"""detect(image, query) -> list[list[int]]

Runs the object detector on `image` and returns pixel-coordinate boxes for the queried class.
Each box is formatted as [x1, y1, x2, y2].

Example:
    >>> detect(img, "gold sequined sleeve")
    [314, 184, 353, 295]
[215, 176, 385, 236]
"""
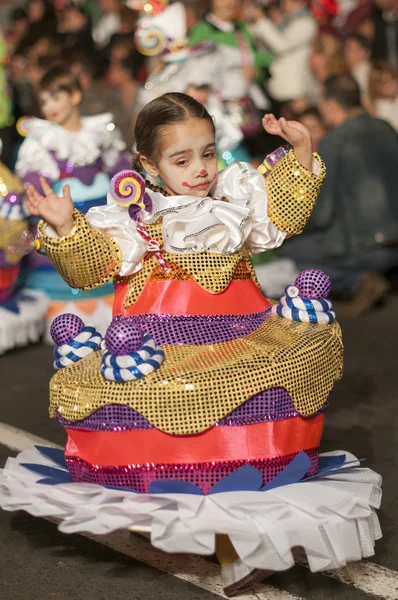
[37, 209, 122, 290]
[266, 149, 326, 235]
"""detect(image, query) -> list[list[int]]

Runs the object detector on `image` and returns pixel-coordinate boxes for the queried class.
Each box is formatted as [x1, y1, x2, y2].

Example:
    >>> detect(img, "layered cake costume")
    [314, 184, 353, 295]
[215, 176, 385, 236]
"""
[0, 160, 48, 354]
[15, 113, 130, 341]
[0, 150, 382, 595]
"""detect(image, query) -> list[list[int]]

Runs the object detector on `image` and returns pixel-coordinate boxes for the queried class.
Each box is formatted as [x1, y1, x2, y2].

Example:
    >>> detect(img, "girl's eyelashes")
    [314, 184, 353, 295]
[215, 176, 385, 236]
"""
[175, 152, 215, 166]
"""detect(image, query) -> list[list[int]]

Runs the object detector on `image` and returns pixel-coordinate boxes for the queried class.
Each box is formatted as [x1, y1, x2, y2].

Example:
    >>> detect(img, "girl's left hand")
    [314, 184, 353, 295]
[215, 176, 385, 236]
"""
[262, 114, 311, 148]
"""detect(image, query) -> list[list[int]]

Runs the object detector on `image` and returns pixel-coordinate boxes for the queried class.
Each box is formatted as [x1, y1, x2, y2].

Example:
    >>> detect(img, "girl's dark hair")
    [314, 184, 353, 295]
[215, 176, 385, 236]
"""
[133, 92, 215, 194]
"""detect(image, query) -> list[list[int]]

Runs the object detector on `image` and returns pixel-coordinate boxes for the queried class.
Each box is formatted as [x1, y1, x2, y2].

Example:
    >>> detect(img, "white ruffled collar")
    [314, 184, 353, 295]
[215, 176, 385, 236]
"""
[132, 177, 253, 254]
[27, 113, 124, 166]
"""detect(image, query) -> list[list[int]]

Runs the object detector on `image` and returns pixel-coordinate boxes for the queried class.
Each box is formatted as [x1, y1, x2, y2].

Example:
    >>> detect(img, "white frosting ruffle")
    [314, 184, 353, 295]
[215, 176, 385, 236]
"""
[15, 114, 127, 180]
[0, 448, 382, 574]
[0, 290, 48, 355]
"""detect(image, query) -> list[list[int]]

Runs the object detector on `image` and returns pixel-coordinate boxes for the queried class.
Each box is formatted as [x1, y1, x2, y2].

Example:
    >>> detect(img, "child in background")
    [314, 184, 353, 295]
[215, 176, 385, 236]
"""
[368, 62, 398, 132]
[15, 62, 130, 341]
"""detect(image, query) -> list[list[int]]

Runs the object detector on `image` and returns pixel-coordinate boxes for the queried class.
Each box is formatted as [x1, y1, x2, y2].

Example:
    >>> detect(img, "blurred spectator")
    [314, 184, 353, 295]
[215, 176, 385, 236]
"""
[188, 0, 274, 156]
[15, 0, 58, 55]
[93, 0, 122, 48]
[57, 4, 95, 59]
[344, 34, 372, 95]
[369, 61, 398, 130]
[0, 32, 14, 168]
[107, 55, 139, 149]
[6, 8, 29, 55]
[372, 0, 398, 69]
[108, 37, 135, 64]
[310, 0, 338, 34]
[245, 0, 317, 104]
[67, 53, 119, 120]
[297, 107, 327, 150]
[101, 5, 144, 80]
[339, 0, 373, 36]
[290, 34, 348, 113]
[280, 74, 398, 316]
[310, 33, 349, 82]
[29, 34, 62, 62]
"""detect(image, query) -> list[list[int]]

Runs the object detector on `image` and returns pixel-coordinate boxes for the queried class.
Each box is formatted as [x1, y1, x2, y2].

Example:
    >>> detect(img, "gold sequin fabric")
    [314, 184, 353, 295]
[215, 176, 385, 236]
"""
[145, 257, 253, 283]
[50, 316, 343, 435]
[38, 210, 122, 291]
[266, 150, 326, 235]
[115, 222, 259, 308]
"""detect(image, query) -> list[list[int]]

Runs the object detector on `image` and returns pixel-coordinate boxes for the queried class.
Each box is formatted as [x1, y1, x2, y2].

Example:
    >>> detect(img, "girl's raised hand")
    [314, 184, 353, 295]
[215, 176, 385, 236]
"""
[262, 114, 311, 148]
[26, 177, 75, 237]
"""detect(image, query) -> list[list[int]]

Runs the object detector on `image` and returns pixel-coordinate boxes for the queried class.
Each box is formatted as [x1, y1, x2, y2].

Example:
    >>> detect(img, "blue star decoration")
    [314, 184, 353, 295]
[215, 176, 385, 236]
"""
[21, 447, 364, 495]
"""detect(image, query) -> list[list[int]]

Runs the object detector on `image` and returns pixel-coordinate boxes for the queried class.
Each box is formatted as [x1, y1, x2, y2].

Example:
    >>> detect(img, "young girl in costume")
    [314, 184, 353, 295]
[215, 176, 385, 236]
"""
[15, 62, 130, 340]
[14, 93, 381, 595]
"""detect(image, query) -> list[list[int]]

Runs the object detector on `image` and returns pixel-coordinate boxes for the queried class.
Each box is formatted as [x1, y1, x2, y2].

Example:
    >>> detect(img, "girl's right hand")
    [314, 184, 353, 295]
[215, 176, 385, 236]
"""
[26, 177, 75, 237]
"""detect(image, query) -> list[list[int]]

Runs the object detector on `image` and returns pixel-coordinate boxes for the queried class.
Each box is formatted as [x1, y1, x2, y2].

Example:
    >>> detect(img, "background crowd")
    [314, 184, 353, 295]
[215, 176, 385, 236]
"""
[0, 0, 397, 317]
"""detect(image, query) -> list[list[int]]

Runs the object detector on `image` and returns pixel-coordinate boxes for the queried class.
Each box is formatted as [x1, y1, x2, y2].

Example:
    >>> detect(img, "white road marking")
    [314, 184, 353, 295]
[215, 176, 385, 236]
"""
[321, 562, 398, 600]
[0, 421, 61, 452]
[1, 425, 398, 600]
[295, 551, 398, 600]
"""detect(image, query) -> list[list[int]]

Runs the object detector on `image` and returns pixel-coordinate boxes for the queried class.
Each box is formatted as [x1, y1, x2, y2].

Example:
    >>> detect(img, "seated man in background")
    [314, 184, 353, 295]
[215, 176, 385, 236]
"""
[279, 74, 398, 317]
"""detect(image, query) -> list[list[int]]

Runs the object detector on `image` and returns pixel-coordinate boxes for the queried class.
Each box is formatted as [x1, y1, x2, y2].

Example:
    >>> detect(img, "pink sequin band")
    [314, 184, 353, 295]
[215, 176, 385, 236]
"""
[65, 447, 320, 494]
[55, 388, 329, 432]
[109, 309, 272, 347]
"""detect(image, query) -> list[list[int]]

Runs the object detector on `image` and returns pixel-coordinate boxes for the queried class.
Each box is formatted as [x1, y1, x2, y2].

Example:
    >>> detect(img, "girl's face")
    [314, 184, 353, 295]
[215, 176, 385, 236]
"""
[39, 89, 81, 125]
[143, 118, 218, 198]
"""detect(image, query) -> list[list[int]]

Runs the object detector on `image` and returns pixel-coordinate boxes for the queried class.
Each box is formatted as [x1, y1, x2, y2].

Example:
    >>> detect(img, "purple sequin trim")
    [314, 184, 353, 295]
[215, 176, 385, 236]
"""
[65, 448, 320, 495]
[56, 388, 329, 431]
[110, 309, 272, 347]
